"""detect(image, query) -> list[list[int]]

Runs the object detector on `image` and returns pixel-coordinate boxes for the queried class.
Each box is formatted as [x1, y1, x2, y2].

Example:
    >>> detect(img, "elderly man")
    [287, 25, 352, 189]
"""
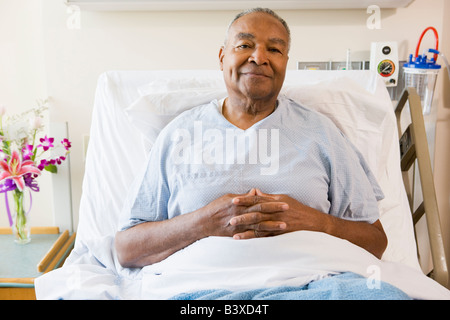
[115, 8, 387, 268]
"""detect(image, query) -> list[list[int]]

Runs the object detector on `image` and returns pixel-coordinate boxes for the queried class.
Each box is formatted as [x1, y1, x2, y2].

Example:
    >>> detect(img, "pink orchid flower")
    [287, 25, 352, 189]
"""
[39, 135, 54, 151]
[0, 150, 41, 191]
[61, 138, 71, 151]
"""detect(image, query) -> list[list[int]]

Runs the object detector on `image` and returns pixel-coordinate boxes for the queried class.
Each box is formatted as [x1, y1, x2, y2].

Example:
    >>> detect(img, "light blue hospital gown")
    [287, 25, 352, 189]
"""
[119, 96, 384, 230]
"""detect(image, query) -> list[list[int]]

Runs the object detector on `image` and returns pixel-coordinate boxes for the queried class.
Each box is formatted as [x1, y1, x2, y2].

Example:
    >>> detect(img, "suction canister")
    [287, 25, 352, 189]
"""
[403, 27, 441, 115]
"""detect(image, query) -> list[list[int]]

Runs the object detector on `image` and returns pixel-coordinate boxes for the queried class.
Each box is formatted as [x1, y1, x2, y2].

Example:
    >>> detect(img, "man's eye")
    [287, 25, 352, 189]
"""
[237, 44, 251, 49]
[269, 48, 282, 54]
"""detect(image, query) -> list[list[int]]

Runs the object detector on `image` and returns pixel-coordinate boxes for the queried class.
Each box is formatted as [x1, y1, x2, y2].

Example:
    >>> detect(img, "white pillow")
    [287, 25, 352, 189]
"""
[281, 77, 388, 179]
[125, 77, 227, 148]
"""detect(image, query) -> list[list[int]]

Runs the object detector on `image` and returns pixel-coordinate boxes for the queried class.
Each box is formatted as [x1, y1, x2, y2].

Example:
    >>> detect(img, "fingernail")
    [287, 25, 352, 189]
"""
[279, 223, 287, 229]
[281, 204, 289, 210]
[233, 235, 241, 240]
[229, 218, 237, 225]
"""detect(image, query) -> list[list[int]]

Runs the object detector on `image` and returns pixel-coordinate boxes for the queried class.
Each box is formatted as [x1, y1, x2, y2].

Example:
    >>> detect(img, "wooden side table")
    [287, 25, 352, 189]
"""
[0, 227, 76, 300]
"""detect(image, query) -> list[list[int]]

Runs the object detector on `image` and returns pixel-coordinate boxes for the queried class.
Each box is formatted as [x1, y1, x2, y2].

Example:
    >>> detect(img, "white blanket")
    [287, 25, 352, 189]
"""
[36, 231, 450, 300]
[140, 231, 450, 300]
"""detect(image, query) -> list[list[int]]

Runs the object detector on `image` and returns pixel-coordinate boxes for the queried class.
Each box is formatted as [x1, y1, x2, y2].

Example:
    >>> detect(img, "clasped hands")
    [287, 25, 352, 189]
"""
[205, 188, 324, 240]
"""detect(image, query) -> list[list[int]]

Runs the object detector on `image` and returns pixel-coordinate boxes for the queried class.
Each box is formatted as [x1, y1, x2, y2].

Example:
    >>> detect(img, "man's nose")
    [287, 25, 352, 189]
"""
[248, 46, 269, 65]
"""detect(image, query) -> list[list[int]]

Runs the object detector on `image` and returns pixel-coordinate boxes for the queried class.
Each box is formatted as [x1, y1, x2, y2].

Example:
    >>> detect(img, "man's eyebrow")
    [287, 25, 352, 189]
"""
[268, 37, 288, 47]
[235, 33, 287, 47]
[235, 32, 255, 41]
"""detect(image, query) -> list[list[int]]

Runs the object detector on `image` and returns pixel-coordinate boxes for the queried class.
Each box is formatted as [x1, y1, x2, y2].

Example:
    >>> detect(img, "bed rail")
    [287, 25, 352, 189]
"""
[395, 87, 449, 289]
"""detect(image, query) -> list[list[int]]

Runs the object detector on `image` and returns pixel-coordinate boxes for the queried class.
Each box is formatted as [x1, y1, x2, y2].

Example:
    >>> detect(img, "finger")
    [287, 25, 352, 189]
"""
[244, 202, 289, 213]
[233, 222, 286, 240]
[229, 212, 277, 226]
[232, 194, 280, 206]
[229, 212, 263, 226]
[257, 220, 287, 232]
[233, 230, 257, 240]
[255, 188, 282, 199]
[254, 188, 265, 196]
[230, 212, 287, 230]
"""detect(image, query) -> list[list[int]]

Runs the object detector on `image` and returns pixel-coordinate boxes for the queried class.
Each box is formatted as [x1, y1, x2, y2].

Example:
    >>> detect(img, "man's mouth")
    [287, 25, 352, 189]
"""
[241, 72, 271, 78]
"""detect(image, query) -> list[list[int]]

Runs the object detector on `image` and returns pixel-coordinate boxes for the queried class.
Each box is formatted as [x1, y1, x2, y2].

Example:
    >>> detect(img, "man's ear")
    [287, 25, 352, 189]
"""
[219, 46, 225, 71]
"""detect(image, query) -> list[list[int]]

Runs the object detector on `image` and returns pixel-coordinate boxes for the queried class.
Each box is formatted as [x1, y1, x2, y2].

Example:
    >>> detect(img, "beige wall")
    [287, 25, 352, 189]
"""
[0, 0, 448, 265]
[0, 0, 51, 227]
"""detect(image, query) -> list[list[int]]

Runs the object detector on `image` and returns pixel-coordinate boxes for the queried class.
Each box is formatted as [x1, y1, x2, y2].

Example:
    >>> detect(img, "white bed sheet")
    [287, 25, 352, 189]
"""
[35, 70, 444, 300]
[140, 231, 450, 300]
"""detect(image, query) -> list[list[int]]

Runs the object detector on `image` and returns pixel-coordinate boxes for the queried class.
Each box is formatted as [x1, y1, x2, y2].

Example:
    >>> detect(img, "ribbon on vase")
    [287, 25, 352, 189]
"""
[0, 180, 34, 227]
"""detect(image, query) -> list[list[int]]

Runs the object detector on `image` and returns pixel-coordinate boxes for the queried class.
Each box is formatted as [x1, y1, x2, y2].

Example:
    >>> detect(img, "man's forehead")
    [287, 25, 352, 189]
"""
[228, 13, 289, 42]
[231, 12, 283, 30]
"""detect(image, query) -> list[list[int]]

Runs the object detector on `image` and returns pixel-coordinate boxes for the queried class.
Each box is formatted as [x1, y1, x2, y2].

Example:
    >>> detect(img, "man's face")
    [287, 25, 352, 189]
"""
[219, 12, 289, 103]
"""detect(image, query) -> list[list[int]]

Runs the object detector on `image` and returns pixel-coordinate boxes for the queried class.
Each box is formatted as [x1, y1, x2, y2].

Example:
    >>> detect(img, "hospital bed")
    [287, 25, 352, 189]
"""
[35, 70, 450, 299]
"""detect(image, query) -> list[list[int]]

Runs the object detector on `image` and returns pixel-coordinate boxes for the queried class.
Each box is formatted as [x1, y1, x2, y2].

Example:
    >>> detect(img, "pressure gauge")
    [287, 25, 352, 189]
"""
[370, 42, 399, 87]
[377, 59, 396, 77]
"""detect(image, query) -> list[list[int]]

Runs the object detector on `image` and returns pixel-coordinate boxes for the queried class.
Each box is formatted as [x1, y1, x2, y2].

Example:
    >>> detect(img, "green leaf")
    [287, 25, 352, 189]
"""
[44, 164, 58, 173]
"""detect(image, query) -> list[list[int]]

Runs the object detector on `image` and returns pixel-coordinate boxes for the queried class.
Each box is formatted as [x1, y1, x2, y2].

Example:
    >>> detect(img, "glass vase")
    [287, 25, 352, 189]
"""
[12, 189, 31, 244]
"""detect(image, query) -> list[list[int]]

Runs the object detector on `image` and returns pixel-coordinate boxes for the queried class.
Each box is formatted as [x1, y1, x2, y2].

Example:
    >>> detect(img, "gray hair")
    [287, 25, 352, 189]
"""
[224, 8, 291, 51]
